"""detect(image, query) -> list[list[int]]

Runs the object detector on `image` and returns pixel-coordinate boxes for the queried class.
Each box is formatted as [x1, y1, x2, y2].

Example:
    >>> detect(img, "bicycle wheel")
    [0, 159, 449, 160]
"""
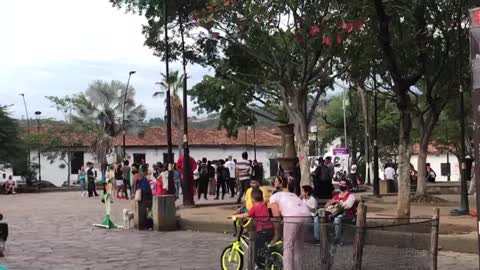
[266, 252, 283, 270]
[221, 245, 244, 270]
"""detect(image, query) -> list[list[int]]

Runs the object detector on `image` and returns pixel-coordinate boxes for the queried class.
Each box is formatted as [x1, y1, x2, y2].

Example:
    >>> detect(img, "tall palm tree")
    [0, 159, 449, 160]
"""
[74, 80, 146, 161]
[154, 71, 184, 157]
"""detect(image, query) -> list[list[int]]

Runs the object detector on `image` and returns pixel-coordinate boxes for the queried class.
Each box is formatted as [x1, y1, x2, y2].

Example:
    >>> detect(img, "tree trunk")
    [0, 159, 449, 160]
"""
[396, 108, 412, 219]
[289, 108, 311, 187]
[416, 143, 428, 196]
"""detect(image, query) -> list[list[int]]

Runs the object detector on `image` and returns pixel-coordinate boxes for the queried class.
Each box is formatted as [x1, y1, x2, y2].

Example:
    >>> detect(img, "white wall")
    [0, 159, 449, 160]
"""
[30, 149, 98, 187]
[25, 146, 279, 187]
[410, 153, 460, 182]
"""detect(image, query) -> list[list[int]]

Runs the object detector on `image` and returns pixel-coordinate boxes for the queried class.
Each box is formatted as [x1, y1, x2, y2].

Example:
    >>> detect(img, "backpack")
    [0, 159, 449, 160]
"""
[137, 177, 152, 196]
[199, 164, 209, 178]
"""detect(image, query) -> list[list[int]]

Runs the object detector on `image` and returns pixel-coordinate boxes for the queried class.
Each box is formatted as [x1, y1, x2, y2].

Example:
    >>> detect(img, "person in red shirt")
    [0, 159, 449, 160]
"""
[176, 155, 197, 203]
[326, 178, 357, 244]
[233, 189, 273, 268]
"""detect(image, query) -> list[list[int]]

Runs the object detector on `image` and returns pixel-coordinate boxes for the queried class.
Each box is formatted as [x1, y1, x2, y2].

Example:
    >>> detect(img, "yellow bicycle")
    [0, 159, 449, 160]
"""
[221, 217, 283, 270]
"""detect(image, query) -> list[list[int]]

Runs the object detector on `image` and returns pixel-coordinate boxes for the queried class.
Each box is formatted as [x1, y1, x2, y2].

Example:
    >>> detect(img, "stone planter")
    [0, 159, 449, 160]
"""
[277, 124, 298, 173]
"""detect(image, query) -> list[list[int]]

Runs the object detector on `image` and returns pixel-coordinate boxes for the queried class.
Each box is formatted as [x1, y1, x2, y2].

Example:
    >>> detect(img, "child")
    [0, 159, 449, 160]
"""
[233, 189, 273, 268]
[302, 185, 319, 242]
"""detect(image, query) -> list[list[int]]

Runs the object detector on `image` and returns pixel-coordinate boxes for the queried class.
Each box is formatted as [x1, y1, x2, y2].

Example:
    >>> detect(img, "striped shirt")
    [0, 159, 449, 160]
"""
[236, 160, 251, 181]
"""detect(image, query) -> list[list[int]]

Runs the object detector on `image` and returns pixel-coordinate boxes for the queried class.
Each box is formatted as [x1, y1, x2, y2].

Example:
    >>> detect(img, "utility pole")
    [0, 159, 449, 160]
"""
[19, 93, 31, 169]
[459, 85, 469, 212]
[179, 9, 193, 206]
[122, 71, 136, 160]
[373, 84, 380, 197]
[446, 122, 450, 181]
[253, 124, 257, 161]
[164, 0, 174, 195]
[35, 111, 42, 189]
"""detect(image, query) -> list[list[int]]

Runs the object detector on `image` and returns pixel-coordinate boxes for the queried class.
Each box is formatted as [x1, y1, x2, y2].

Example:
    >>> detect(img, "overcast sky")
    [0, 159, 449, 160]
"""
[0, 0, 209, 121]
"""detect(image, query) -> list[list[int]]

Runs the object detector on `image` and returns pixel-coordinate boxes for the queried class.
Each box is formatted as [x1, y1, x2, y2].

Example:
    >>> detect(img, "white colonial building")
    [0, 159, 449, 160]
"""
[24, 127, 282, 186]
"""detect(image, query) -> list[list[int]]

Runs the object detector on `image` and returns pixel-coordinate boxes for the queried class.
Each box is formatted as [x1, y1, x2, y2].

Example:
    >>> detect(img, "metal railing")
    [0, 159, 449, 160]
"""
[245, 203, 439, 270]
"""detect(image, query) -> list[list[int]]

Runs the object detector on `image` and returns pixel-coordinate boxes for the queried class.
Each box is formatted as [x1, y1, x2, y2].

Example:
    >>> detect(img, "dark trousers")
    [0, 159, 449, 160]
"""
[216, 178, 227, 199]
[228, 178, 236, 197]
[387, 179, 397, 193]
[255, 229, 274, 267]
[198, 177, 209, 199]
[88, 181, 98, 197]
[123, 179, 132, 198]
[237, 180, 250, 203]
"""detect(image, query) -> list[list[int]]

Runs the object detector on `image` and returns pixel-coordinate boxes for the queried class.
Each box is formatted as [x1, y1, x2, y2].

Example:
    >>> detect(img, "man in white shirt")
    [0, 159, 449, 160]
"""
[384, 163, 396, 193]
[225, 156, 236, 198]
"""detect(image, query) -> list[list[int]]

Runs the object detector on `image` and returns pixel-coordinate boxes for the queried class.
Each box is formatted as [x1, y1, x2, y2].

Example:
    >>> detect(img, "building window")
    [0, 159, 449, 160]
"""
[71, 151, 84, 174]
[133, 153, 146, 165]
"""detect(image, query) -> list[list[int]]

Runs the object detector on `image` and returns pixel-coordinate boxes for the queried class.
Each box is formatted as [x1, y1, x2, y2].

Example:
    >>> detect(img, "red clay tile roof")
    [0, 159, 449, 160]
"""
[113, 128, 282, 147]
[24, 127, 282, 147]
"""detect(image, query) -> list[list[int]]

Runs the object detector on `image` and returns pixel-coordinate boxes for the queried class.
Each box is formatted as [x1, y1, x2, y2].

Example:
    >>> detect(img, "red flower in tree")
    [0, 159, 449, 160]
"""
[323, 36, 333, 46]
[340, 20, 348, 30]
[337, 35, 342, 44]
[309, 25, 320, 37]
[224, 0, 231, 7]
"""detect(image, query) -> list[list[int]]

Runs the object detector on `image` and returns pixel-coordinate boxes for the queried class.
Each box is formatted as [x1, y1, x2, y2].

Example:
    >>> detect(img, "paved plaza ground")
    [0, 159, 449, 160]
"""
[0, 192, 478, 269]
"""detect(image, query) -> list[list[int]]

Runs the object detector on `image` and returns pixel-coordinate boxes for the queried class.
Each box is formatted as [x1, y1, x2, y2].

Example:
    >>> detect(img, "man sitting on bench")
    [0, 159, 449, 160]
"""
[325, 178, 357, 245]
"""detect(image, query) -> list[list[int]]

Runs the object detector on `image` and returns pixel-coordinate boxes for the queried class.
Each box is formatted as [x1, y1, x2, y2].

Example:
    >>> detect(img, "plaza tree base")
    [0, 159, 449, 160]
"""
[93, 214, 122, 229]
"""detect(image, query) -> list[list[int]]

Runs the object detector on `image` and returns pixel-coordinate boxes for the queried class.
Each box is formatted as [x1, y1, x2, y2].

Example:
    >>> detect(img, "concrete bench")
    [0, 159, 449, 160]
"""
[152, 195, 176, 231]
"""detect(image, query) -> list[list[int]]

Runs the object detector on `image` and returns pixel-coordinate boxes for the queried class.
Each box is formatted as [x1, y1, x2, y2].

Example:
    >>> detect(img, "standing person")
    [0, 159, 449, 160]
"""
[426, 163, 437, 183]
[269, 182, 311, 270]
[225, 156, 236, 197]
[208, 161, 216, 196]
[122, 160, 132, 199]
[214, 160, 229, 200]
[349, 164, 360, 192]
[324, 156, 335, 180]
[236, 152, 252, 204]
[252, 160, 263, 182]
[313, 158, 334, 199]
[302, 185, 319, 242]
[78, 166, 87, 197]
[384, 163, 396, 193]
[197, 158, 210, 200]
[114, 163, 123, 198]
[176, 154, 198, 202]
[87, 162, 99, 197]
[193, 160, 201, 196]
[174, 164, 182, 199]
[5, 175, 16, 194]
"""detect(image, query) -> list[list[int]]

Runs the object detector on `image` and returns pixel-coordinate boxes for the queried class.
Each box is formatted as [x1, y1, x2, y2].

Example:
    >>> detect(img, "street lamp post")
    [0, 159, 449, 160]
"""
[122, 71, 136, 160]
[35, 111, 42, 184]
[253, 124, 257, 161]
[164, 0, 174, 195]
[19, 93, 31, 169]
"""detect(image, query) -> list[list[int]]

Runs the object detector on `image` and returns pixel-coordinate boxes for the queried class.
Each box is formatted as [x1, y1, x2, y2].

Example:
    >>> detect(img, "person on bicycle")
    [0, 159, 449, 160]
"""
[233, 178, 271, 234]
[233, 189, 273, 268]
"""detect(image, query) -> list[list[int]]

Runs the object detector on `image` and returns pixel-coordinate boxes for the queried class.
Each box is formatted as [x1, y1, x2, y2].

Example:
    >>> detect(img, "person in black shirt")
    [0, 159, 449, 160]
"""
[86, 162, 99, 197]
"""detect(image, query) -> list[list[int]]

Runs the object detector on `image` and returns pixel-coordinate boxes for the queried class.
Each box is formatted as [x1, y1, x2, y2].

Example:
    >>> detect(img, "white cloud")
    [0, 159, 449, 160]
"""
[0, 0, 210, 120]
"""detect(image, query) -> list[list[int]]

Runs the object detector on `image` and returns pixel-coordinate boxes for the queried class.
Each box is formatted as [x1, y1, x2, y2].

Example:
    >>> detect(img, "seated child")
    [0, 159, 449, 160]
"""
[233, 189, 273, 268]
